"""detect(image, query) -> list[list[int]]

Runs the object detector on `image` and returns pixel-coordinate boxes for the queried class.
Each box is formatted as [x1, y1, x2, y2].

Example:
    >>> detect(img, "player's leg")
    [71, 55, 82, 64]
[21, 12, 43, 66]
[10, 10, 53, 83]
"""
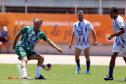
[20, 57, 29, 79]
[84, 48, 90, 74]
[123, 57, 126, 63]
[15, 47, 31, 79]
[75, 47, 81, 74]
[104, 52, 118, 80]
[28, 53, 45, 79]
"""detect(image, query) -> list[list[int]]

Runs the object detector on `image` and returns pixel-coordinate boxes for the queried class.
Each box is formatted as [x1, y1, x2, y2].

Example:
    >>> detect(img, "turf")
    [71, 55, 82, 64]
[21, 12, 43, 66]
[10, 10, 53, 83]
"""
[0, 64, 126, 84]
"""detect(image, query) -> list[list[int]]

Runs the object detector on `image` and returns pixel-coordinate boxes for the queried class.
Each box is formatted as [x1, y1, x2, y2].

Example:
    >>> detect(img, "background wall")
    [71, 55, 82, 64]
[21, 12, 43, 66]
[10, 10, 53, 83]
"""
[0, 13, 125, 55]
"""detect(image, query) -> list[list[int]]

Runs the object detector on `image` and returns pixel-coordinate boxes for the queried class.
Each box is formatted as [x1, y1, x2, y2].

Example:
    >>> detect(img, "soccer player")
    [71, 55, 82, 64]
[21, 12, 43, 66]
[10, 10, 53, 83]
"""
[104, 7, 126, 80]
[69, 10, 97, 74]
[12, 18, 63, 79]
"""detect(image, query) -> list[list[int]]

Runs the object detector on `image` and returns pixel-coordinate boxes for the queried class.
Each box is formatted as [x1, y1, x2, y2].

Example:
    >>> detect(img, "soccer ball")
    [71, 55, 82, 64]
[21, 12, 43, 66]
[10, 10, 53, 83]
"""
[43, 63, 52, 71]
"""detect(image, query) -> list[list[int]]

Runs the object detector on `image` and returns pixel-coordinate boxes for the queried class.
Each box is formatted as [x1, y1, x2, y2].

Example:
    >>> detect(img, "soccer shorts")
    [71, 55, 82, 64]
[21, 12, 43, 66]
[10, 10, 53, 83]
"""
[15, 46, 36, 60]
[75, 44, 90, 50]
[112, 42, 126, 57]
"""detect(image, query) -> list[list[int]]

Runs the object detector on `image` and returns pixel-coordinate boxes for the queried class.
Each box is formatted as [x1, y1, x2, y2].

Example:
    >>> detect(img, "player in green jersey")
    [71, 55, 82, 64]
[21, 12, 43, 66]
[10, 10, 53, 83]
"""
[12, 18, 63, 80]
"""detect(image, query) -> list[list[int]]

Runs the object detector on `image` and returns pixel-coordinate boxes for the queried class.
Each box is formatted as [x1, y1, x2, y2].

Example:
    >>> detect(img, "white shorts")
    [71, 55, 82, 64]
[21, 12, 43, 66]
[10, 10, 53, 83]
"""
[112, 42, 126, 57]
[75, 44, 90, 50]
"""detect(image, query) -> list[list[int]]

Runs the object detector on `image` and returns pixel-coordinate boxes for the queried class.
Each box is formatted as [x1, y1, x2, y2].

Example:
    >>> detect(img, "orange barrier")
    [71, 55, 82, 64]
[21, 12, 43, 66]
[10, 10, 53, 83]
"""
[0, 13, 125, 44]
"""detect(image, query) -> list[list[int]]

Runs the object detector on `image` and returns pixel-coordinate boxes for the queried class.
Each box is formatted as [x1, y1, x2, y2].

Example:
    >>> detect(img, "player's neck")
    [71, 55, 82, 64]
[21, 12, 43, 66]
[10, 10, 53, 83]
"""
[79, 20, 83, 22]
[34, 27, 39, 32]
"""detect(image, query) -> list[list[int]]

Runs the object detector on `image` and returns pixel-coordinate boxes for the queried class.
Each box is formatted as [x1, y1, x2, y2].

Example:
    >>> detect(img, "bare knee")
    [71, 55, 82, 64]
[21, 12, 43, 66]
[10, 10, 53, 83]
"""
[110, 52, 118, 63]
[75, 55, 80, 60]
[38, 55, 44, 61]
[85, 56, 90, 61]
[21, 59, 28, 68]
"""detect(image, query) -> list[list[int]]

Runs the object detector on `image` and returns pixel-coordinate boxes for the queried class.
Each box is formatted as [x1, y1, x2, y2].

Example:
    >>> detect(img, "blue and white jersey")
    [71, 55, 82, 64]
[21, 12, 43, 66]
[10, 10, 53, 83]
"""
[73, 19, 94, 49]
[113, 15, 126, 49]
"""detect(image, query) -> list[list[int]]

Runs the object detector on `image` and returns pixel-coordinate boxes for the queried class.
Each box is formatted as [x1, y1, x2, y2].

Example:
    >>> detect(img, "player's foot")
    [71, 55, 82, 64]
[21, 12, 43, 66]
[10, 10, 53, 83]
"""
[35, 75, 46, 80]
[86, 70, 90, 74]
[75, 67, 81, 74]
[104, 75, 113, 80]
[22, 76, 33, 80]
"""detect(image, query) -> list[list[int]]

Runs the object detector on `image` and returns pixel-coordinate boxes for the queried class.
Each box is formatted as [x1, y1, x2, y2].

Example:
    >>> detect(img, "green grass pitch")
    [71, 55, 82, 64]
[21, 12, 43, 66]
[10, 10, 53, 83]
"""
[0, 64, 126, 84]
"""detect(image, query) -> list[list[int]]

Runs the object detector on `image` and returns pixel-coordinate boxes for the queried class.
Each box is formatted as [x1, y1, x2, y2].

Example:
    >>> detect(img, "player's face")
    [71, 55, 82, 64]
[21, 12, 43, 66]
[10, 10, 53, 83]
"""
[110, 12, 117, 19]
[77, 13, 83, 21]
[34, 22, 42, 30]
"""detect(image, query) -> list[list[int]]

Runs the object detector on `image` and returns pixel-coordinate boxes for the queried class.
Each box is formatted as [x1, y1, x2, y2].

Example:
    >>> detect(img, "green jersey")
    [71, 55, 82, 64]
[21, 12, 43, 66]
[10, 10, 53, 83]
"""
[16, 26, 48, 51]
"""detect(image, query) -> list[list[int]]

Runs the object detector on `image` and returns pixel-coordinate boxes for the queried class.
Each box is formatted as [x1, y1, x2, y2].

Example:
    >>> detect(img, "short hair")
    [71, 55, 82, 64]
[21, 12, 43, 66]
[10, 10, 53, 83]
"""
[33, 18, 42, 24]
[110, 7, 118, 13]
[77, 10, 84, 14]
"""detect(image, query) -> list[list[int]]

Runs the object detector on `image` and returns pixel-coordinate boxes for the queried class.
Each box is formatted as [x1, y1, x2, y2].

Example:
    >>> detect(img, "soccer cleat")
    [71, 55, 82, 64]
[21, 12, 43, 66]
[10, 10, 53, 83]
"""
[75, 67, 81, 74]
[35, 75, 46, 80]
[86, 70, 90, 74]
[104, 75, 113, 80]
[22, 76, 33, 80]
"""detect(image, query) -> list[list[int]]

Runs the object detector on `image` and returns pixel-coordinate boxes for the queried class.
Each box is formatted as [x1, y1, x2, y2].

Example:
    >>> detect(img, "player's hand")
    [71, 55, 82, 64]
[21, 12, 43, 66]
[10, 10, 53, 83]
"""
[57, 48, 63, 54]
[69, 44, 72, 49]
[108, 35, 113, 40]
[93, 41, 98, 46]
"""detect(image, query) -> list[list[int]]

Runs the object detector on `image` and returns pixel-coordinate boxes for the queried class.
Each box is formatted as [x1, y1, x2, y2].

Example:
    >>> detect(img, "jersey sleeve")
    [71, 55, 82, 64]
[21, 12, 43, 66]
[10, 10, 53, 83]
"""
[40, 32, 48, 41]
[20, 27, 28, 34]
[117, 18, 125, 29]
[87, 22, 94, 31]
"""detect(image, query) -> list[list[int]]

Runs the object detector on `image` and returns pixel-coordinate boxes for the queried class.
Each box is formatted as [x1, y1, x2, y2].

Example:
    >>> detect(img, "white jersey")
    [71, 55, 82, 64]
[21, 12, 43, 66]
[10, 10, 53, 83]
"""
[112, 15, 126, 56]
[73, 19, 94, 49]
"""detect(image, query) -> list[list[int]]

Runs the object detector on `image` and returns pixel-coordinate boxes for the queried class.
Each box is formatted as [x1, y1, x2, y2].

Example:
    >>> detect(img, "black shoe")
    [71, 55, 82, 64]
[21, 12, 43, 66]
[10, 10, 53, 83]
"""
[104, 75, 113, 80]
[35, 75, 46, 80]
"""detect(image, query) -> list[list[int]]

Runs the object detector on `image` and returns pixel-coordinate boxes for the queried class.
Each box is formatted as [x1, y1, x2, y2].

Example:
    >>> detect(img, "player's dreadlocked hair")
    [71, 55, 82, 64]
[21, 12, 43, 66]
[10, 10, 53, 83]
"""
[111, 7, 118, 13]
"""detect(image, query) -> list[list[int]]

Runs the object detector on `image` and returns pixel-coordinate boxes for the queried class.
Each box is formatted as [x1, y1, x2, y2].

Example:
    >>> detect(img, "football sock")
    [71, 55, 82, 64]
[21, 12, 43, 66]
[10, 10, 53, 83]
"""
[22, 67, 28, 77]
[36, 66, 42, 78]
[76, 60, 80, 68]
[86, 61, 90, 71]
[109, 64, 115, 77]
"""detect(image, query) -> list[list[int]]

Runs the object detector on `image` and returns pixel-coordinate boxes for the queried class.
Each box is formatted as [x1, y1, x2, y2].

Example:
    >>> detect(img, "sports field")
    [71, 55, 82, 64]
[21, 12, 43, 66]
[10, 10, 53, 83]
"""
[0, 54, 126, 84]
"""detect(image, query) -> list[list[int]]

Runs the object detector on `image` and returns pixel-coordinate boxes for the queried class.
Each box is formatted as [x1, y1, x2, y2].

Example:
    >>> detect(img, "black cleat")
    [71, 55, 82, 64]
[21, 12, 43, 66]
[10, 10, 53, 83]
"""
[35, 75, 46, 80]
[104, 75, 113, 80]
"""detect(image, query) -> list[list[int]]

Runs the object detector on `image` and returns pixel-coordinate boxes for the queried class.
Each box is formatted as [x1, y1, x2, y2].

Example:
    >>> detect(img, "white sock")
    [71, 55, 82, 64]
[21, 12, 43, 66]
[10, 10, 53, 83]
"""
[22, 67, 28, 77]
[36, 66, 42, 78]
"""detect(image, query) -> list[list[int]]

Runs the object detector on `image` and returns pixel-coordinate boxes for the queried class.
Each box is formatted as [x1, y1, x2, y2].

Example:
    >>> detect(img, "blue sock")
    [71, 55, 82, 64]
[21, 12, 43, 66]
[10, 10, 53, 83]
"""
[76, 60, 80, 69]
[86, 61, 90, 71]
[109, 64, 115, 77]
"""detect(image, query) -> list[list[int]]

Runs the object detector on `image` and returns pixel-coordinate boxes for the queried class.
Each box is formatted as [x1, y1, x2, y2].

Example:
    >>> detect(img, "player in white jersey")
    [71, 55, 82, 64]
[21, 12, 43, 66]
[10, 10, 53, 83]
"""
[69, 10, 97, 74]
[104, 7, 126, 81]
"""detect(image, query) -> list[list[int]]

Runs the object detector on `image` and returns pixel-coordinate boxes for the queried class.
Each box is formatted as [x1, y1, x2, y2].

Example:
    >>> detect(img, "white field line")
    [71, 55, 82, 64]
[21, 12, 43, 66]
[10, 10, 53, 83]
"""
[0, 54, 125, 66]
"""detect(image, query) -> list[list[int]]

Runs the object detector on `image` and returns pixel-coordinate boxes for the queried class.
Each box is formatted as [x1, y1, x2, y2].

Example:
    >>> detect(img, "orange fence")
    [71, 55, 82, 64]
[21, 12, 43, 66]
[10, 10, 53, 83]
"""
[0, 13, 125, 44]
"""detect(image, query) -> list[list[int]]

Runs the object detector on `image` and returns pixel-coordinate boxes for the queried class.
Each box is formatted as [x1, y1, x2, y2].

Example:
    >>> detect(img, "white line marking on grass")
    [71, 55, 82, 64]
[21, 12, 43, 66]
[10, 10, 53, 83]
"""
[16, 63, 29, 84]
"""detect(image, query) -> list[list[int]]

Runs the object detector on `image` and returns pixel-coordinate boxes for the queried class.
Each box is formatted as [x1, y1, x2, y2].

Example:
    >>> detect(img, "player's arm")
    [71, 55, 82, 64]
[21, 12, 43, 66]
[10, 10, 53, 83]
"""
[91, 29, 97, 45]
[46, 38, 63, 53]
[69, 32, 75, 49]
[12, 31, 22, 50]
[108, 28, 125, 40]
